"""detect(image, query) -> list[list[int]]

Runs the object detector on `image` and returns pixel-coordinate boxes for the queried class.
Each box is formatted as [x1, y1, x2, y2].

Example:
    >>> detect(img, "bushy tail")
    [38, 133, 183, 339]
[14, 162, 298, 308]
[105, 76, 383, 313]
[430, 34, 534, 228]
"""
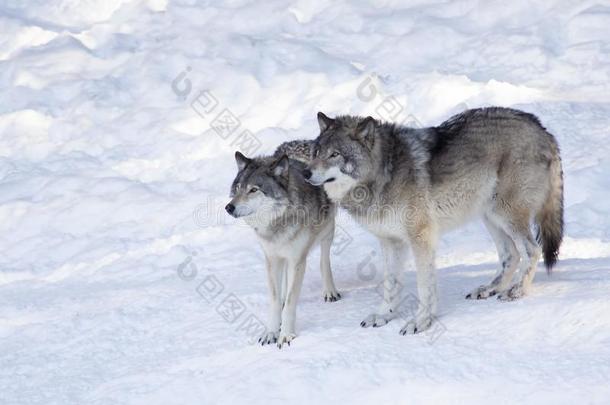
[536, 145, 564, 274]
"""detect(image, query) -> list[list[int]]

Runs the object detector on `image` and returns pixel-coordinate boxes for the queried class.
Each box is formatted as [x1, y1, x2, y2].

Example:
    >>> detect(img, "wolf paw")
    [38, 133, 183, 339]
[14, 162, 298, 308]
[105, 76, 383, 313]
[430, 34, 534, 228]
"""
[466, 285, 499, 300]
[399, 316, 433, 335]
[497, 284, 524, 301]
[323, 289, 341, 302]
[258, 331, 279, 346]
[360, 312, 395, 328]
[277, 332, 296, 349]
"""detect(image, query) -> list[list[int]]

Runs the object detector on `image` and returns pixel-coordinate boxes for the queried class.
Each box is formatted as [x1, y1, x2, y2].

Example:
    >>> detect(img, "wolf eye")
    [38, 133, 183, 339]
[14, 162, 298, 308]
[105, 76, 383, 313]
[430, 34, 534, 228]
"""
[329, 151, 340, 158]
[249, 187, 258, 194]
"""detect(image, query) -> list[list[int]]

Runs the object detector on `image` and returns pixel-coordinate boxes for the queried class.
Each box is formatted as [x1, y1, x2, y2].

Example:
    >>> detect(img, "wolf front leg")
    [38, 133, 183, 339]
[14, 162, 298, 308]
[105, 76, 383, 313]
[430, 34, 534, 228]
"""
[258, 255, 284, 346]
[277, 257, 306, 348]
[360, 238, 407, 328]
[400, 225, 438, 335]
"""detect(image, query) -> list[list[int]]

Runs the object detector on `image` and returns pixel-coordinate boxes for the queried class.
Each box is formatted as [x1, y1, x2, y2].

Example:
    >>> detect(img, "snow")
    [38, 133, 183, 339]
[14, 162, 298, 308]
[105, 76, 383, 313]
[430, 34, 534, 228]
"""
[1, 0, 610, 404]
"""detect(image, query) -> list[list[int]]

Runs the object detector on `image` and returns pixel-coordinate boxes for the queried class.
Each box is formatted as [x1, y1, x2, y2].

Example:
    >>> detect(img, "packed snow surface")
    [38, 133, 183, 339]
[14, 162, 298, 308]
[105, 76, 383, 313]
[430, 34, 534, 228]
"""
[1, 1, 610, 404]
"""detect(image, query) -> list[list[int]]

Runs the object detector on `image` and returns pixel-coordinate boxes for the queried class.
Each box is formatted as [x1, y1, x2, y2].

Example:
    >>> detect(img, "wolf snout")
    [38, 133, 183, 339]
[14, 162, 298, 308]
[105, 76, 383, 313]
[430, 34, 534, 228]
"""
[302, 169, 312, 179]
[225, 203, 236, 216]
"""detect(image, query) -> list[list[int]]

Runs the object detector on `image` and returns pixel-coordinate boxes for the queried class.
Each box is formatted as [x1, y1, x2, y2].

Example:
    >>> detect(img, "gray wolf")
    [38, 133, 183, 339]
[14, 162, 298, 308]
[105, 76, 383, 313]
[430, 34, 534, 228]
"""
[226, 140, 341, 348]
[304, 107, 563, 335]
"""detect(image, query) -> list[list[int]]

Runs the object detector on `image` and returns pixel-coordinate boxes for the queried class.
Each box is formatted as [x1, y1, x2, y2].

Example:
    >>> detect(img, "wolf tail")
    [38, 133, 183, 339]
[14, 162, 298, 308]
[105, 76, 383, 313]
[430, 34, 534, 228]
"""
[536, 141, 564, 274]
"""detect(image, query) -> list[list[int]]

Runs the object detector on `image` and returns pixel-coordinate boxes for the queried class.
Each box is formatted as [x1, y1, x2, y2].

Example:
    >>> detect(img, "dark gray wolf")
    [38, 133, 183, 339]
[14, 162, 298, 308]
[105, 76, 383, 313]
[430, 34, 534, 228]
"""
[304, 107, 563, 335]
[226, 141, 340, 347]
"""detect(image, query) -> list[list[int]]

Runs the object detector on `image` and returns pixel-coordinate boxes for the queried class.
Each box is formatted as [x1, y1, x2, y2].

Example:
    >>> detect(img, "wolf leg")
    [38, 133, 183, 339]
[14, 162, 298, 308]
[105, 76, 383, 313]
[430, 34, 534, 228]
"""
[488, 211, 541, 301]
[259, 255, 284, 345]
[320, 219, 341, 302]
[361, 239, 407, 328]
[400, 227, 438, 335]
[497, 229, 540, 301]
[466, 215, 519, 299]
[277, 258, 306, 348]
[522, 245, 542, 290]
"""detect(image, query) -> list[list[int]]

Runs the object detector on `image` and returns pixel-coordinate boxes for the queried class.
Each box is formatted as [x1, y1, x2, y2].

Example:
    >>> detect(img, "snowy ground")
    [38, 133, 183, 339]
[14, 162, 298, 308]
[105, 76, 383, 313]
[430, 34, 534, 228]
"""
[2, 0, 610, 404]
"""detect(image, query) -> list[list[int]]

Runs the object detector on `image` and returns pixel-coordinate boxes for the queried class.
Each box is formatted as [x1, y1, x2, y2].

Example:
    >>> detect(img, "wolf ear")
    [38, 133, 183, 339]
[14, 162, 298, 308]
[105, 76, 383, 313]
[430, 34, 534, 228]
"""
[271, 154, 290, 177]
[317, 112, 334, 132]
[235, 151, 251, 171]
[355, 116, 376, 148]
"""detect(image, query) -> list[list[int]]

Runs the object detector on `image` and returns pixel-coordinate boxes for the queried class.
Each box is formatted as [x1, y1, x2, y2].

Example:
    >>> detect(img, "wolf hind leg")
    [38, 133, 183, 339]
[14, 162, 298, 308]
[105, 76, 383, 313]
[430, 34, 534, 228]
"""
[487, 209, 541, 301]
[500, 231, 541, 300]
[522, 245, 541, 289]
[466, 215, 519, 300]
[320, 218, 341, 302]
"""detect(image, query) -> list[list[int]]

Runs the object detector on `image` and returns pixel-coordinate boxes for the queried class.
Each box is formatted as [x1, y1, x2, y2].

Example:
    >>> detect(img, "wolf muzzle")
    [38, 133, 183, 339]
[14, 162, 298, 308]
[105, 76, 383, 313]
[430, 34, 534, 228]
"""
[225, 203, 236, 216]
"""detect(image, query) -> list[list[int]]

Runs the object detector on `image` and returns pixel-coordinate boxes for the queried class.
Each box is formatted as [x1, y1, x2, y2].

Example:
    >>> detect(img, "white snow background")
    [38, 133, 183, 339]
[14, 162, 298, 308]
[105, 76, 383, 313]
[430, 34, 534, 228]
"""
[1, 0, 610, 404]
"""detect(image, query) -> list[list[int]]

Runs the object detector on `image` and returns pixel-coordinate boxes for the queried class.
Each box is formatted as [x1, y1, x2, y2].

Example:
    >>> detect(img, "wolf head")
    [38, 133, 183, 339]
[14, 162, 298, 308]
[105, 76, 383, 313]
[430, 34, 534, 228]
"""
[304, 112, 377, 200]
[225, 152, 290, 219]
